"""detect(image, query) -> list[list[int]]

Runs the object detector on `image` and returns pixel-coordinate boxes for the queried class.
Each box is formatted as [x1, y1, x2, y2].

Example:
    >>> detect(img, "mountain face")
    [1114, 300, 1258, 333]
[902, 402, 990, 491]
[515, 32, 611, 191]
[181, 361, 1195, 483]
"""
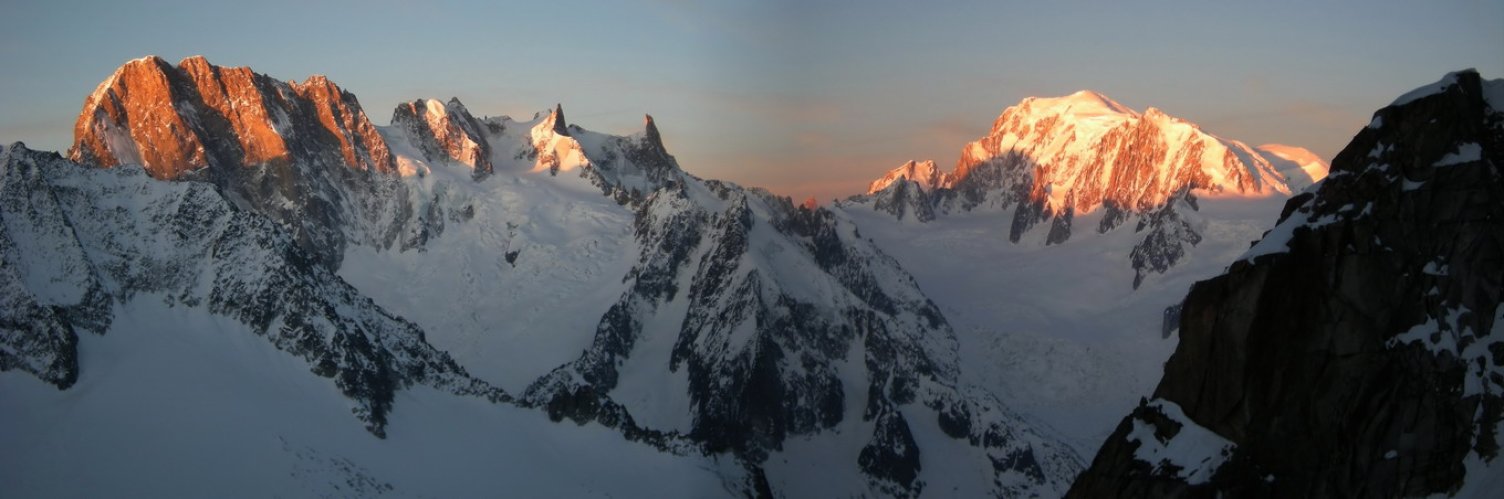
[868, 159, 942, 194]
[846, 91, 1326, 288]
[4, 56, 1084, 497]
[1070, 70, 1504, 497]
[0, 142, 501, 437]
[391, 97, 494, 179]
[69, 55, 411, 269]
[944, 91, 1307, 215]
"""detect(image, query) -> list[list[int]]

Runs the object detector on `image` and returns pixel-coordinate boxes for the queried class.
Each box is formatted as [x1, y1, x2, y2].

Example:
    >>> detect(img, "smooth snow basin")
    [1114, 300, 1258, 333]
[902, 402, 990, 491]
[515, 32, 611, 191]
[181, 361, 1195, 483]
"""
[339, 159, 639, 394]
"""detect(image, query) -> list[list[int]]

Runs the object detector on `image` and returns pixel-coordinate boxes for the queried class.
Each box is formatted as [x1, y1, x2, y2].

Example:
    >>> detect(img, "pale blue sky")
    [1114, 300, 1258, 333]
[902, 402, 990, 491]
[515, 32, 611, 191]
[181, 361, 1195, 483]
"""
[2, 0, 1500, 200]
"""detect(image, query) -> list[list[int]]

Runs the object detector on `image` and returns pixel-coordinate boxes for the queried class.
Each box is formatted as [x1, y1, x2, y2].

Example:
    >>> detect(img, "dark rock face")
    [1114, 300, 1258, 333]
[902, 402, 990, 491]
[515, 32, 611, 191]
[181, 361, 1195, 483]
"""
[1071, 70, 1504, 497]
[550, 103, 570, 136]
[0, 144, 503, 436]
[861, 408, 923, 494]
[870, 178, 936, 222]
[1045, 201, 1074, 246]
[1129, 190, 1204, 289]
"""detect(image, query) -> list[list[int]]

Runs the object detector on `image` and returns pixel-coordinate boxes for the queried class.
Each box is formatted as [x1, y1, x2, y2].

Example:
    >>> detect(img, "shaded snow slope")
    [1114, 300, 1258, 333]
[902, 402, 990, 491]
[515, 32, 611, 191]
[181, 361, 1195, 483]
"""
[836, 194, 1289, 456]
[0, 298, 732, 498]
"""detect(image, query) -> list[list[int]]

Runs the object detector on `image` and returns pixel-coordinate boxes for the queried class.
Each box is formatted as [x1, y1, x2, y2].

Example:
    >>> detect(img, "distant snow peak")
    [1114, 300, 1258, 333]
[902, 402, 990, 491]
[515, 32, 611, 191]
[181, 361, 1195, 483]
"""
[844, 89, 1323, 287]
[866, 159, 941, 194]
[854, 89, 1311, 226]
[391, 97, 493, 178]
[1256, 144, 1330, 188]
[1023, 90, 1134, 120]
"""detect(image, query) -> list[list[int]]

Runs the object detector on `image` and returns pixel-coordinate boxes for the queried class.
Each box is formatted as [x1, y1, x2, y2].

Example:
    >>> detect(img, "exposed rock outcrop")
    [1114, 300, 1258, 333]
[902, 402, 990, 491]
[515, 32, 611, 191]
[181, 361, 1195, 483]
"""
[391, 98, 493, 179]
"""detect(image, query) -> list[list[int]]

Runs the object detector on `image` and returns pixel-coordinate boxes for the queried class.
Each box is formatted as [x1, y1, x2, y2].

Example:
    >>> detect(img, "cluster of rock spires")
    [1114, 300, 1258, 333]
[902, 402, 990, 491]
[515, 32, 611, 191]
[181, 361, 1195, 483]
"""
[1071, 69, 1504, 496]
[3, 55, 1082, 497]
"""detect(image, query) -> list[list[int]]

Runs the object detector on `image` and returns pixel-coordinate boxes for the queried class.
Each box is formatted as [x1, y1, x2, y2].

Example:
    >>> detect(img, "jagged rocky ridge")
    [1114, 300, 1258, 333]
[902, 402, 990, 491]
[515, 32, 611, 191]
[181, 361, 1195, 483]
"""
[0, 142, 502, 436]
[391, 97, 494, 179]
[846, 92, 1326, 288]
[8, 55, 1083, 497]
[70, 55, 417, 269]
[1070, 70, 1504, 497]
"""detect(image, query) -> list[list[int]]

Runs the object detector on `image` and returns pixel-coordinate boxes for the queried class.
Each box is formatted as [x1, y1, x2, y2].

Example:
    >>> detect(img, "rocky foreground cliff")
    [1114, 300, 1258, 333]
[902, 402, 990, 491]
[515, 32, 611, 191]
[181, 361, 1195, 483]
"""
[1070, 70, 1504, 497]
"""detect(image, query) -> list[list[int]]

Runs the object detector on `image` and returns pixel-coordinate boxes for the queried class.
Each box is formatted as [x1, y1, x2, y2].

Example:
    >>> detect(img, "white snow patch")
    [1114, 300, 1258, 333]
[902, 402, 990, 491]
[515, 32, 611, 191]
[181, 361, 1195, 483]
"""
[1126, 399, 1236, 485]
[1452, 410, 1504, 498]
[1388, 309, 1459, 355]
[1391, 72, 1463, 107]
[1435, 143, 1482, 167]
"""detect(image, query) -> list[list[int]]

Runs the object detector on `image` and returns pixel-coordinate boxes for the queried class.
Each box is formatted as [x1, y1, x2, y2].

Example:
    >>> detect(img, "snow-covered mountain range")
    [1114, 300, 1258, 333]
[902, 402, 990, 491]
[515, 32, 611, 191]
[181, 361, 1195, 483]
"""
[10, 54, 1493, 498]
[4, 55, 1083, 497]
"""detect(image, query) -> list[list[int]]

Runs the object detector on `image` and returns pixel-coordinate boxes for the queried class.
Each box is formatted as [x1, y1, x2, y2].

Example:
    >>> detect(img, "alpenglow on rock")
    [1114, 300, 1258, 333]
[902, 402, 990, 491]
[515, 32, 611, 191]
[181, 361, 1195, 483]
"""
[68, 55, 411, 268]
[1070, 70, 1504, 497]
[391, 97, 494, 179]
[854, 91, 1328, 232]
